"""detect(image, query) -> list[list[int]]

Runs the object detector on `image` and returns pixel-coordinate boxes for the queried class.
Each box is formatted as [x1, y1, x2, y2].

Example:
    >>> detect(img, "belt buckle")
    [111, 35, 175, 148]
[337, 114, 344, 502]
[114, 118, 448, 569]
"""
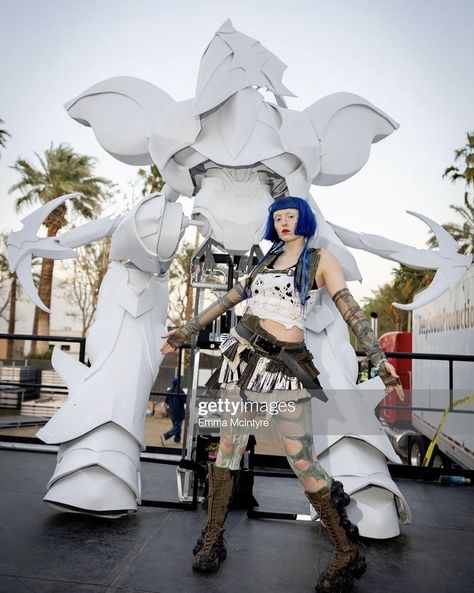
[252, 334, 266, 351]
[253, 334, 270, 354]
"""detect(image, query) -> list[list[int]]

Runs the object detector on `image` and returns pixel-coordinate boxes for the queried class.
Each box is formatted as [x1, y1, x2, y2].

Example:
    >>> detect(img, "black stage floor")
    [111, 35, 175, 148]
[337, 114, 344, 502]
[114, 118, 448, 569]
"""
[0, 448, 473, 593]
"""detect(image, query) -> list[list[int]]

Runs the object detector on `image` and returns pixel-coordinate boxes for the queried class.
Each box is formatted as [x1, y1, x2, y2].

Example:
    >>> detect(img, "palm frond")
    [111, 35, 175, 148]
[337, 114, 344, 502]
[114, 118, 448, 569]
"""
[9, 144, 114, 218]
[0, 118, 11, 151]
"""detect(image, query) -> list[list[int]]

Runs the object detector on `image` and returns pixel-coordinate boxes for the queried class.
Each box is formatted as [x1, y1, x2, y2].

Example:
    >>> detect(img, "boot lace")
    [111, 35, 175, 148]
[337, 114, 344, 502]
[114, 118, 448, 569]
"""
[318, 499, 358, 574]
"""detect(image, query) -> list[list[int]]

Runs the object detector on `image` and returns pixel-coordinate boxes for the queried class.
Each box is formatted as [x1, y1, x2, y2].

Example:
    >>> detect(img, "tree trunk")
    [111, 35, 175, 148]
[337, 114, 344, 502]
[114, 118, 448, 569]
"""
[34, 226, 59, 355]
[185, 282, 194, 321]
[35, 257, 55, 354]
[30, 306, 39, 354]
[6, 276, 17, 359]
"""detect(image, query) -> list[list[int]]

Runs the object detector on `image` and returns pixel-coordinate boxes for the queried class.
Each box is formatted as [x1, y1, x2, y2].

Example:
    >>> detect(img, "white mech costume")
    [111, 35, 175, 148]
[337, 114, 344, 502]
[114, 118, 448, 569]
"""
[8, 20, 471, 535]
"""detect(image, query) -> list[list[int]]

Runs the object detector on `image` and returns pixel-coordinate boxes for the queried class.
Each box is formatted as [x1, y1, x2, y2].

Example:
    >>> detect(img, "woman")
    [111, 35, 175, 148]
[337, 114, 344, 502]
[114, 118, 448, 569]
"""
[161, 197, 401, 593]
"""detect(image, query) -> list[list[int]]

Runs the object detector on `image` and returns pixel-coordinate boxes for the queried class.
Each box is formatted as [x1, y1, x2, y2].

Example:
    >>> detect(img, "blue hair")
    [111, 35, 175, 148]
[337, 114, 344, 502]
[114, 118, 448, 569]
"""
[243, 197, 317, 306]
[263, 196, 317, 242]
[266, 197, 317, 306]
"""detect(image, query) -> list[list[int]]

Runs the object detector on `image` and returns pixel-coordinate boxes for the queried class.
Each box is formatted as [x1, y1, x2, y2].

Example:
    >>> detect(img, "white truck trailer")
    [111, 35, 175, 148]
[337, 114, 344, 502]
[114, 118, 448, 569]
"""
[409, 265, 474, 469]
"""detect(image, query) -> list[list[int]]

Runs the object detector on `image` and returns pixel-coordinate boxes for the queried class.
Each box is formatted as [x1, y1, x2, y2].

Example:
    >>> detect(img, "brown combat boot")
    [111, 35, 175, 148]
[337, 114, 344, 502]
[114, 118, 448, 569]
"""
[192, 464, 236, 573]
[305, 481, 367, 593]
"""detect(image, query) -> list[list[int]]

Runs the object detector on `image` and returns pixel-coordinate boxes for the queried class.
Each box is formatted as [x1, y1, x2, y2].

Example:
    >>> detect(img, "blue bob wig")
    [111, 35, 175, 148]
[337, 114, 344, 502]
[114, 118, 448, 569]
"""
[263, 196, 317, 242]
[242, 197, 318, 306]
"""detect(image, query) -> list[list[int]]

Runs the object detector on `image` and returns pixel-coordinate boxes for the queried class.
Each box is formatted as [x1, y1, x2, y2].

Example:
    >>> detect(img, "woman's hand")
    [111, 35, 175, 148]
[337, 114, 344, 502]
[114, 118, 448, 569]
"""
[160, 330, 178, 355]
[382, 361, 405, 401]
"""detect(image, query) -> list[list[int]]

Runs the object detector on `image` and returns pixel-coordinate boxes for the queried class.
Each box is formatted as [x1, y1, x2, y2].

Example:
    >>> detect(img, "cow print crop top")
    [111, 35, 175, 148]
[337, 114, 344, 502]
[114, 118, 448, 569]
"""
[244, 261, 318, 330]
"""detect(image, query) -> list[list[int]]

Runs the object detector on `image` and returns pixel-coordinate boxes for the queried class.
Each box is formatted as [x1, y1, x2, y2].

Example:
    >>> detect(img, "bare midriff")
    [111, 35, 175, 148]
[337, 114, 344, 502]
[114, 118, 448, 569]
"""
[246, 306, 304, 343]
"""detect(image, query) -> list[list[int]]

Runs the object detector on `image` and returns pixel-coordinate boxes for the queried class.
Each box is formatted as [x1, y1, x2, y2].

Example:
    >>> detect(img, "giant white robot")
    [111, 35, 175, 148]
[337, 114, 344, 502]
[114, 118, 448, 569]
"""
[8, 20, 471, 536]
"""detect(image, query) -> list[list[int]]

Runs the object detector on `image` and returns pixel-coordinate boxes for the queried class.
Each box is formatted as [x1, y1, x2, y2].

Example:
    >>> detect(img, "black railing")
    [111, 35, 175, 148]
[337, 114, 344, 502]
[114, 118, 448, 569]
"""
[0, 332, 187, 399]
[363, 350, 474, 414]
[0, 335, 472, 411]
[0, 333, 87, 363]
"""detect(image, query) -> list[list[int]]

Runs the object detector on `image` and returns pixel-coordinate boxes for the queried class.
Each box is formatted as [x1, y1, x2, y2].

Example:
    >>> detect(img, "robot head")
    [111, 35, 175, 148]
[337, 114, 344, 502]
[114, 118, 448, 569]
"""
[193, 19, 295, 115]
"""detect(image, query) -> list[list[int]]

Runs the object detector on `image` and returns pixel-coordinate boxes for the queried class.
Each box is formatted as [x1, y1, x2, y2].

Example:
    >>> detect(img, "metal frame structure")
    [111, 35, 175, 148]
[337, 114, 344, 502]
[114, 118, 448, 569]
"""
[177, 238, 263, 503]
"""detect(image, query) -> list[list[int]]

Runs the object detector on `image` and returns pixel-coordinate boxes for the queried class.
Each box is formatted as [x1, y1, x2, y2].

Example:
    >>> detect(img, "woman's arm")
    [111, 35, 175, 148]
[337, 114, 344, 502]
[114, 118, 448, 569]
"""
[160, 280, 246, 354]
[316, 250, 404, 399]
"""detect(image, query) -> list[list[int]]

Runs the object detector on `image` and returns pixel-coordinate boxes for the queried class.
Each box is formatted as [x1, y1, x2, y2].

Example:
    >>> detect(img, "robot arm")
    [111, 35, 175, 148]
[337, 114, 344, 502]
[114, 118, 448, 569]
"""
[330, 211, 472, 310]
[35, 192, 204, 515]
[7, 193, 122, 312]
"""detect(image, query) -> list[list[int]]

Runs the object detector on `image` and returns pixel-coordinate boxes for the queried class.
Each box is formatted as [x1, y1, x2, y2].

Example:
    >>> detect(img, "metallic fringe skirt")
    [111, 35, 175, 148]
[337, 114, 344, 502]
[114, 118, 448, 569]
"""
[205, 318, 320, 402]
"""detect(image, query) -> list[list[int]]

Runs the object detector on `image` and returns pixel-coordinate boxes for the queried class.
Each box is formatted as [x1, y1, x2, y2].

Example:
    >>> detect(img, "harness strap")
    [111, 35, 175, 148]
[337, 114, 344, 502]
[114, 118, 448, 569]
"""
[246, 247, 322, 293]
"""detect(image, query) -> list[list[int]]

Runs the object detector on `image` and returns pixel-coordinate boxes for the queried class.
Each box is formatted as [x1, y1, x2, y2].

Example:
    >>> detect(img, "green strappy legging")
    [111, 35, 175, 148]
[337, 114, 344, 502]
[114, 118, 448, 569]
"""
[215, 396, 332, 493]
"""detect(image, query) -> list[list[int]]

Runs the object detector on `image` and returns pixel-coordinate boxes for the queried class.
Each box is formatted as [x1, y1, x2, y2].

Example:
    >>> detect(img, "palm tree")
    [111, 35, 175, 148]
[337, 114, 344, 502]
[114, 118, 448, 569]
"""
[363, 282, 407, 335]
[427, 194, 473, 255]
[391, 265, 435, 303]
[391, 265, 434, 331]
[137, 164, 164, 196]
[428, 132, 474, 255]
[443, 132, 474, 187]
[0, 118, 11, 156]
[362, 265, 434, 334]
[9, 144, 113, 353]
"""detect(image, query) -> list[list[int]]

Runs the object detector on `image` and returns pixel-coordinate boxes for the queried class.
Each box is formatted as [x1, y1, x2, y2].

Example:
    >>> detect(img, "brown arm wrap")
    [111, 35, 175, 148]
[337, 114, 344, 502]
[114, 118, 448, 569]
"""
[332, 288, 399, 387]
[167, 283, 245, 349]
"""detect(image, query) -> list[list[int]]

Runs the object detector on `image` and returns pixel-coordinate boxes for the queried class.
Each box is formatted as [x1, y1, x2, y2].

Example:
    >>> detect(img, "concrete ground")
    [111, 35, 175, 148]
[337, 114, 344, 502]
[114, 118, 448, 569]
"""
[0, 448, 472, 593]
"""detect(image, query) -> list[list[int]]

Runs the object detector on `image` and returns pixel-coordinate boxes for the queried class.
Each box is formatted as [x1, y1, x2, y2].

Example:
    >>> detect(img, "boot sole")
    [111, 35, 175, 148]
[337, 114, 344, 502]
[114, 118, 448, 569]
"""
[192, 561, 220, 573]
[192, 549, 227, 573]
[352, 556, 367, 579]
[315, 554, 367, 593]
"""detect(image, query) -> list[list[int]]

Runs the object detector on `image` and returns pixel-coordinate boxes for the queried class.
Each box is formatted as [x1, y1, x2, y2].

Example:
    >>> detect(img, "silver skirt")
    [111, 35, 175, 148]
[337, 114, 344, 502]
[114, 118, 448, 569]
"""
[205, 327, 319, 403]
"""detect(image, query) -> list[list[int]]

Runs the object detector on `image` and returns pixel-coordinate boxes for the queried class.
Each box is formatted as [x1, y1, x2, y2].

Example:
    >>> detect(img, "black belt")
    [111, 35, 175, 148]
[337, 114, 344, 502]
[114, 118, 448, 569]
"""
[235, 323, 328, 402]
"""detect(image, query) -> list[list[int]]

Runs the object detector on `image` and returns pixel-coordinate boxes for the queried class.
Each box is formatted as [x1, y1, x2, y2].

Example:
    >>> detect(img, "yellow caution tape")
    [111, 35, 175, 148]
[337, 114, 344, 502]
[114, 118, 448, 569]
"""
[422, 393, 474, 467]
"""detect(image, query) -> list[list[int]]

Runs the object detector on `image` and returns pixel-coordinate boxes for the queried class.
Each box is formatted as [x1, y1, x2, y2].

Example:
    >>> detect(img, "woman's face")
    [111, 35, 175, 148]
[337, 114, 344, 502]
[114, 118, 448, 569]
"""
[273, 208, 299, 241]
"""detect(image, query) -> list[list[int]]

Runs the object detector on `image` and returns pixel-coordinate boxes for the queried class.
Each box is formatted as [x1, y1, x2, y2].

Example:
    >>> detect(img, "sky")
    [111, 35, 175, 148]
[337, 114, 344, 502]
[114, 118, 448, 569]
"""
[1, 0, 473, 303]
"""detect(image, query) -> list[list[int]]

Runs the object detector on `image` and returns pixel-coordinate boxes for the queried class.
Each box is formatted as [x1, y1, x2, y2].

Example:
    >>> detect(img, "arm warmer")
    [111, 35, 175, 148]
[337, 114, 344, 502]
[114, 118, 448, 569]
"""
[332, 288, 399, 388]
[167, 283, 245, 349]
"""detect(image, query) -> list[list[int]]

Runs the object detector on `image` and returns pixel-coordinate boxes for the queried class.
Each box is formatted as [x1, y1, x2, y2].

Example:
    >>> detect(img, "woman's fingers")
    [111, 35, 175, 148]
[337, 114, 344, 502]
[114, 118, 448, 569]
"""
[160, 330, 178, 355]
[160, 341, 177, 354]
[395, 384, 405, 401]
[384, 361, 399, 379]
[382, 361, 404, 400]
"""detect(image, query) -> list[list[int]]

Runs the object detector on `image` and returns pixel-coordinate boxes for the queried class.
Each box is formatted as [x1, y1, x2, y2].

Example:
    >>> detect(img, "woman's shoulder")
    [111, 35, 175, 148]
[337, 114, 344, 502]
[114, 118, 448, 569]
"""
[316, 249, 344, 282]
[317, 248, 338, 263]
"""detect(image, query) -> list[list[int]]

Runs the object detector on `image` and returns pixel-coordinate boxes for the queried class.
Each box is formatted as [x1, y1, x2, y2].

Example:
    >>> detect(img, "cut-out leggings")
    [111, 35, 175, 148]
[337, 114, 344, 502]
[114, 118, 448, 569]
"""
[216, 395, 332, 493]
